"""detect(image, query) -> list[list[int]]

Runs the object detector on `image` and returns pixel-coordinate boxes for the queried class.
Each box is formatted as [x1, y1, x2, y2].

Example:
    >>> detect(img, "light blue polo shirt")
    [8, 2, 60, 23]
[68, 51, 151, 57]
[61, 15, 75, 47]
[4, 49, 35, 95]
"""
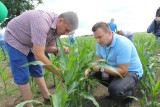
[96, 33, 143, 77]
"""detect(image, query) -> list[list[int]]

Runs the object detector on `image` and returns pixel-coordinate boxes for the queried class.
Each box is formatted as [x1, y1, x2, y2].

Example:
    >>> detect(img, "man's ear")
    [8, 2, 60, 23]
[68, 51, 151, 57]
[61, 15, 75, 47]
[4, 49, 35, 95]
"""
[58, 18, 64, 23]
[108, 29, 112, 35]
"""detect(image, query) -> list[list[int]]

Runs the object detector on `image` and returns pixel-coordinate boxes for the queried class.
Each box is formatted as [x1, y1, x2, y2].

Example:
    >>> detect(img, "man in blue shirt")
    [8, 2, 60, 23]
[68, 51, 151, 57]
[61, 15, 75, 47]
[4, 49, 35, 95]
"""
[85, 22, 143, 107]
[68, 30, 75, 45]
[109, 18, 117, 32]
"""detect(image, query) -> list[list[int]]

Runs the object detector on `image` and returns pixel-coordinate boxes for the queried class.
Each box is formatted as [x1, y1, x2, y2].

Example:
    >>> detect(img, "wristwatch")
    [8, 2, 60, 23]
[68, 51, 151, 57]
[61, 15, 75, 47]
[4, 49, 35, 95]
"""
[99, 67, 105, 72]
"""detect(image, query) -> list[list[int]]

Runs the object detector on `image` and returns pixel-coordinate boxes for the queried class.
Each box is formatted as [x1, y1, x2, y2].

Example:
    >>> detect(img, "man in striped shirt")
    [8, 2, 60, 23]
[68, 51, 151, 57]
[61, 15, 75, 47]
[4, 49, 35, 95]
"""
[4, 10, 78, 107]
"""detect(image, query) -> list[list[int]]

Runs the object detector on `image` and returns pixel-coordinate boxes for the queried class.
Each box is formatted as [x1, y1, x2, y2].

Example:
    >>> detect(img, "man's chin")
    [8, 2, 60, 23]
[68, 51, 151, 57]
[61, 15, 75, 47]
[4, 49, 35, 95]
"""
[100, 44, 105, 47]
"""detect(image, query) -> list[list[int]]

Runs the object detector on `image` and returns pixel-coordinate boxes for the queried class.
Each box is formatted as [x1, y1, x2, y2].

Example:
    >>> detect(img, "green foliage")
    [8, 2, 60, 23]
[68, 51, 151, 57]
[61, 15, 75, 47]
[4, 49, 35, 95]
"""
[1, 0, 43, 28]
[52, 37, 99, 107]
[29, 77, 37, 98]
[15, 33, 160, 107]
[80, 92, 100, 107]
[15, 100, 44, 107]
[0, 67, 8, 95]
[133, 32, 160, 107]
[20, 61, 45, 67]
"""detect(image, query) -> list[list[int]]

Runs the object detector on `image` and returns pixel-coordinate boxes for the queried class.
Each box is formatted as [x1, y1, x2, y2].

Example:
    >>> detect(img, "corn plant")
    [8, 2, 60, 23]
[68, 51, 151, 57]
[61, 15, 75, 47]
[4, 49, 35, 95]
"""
[49, 37, 99, 107]
[18, 37, 99, 107]
[18, 34, 160, 107]
[133, 33, 160, 107]
[49, 36, 122, 107]
[0, 67, 8, 95]
[29, 77, 37, 98]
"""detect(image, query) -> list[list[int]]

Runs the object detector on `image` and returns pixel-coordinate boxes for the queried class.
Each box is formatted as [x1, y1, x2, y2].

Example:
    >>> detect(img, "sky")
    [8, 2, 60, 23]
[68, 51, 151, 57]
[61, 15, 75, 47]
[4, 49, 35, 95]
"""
[3, 0, 160, 36]
[35, 0, 160, 36]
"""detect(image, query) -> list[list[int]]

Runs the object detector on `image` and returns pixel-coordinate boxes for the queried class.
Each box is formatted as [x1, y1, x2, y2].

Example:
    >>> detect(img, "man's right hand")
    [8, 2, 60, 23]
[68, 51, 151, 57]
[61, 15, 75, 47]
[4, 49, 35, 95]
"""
[58, 75, 65, 83]
[84, 69, 92, 77]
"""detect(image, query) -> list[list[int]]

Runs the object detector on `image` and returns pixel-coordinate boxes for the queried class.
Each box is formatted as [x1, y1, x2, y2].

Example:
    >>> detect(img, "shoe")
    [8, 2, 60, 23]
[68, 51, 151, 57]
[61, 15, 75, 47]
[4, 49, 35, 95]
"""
[43, 97, 51, 105]
[105, 94, 113, 100]
[120, 98, 133, 107]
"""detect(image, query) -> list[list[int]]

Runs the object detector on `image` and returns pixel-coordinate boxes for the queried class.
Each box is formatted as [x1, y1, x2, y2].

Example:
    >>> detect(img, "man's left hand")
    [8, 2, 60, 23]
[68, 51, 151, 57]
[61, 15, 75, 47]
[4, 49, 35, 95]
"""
[63, 46, 70, 54]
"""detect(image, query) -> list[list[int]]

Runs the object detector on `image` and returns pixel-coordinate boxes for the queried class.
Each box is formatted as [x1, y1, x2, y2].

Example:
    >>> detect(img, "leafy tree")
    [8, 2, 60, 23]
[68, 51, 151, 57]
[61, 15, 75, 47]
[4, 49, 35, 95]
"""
[1, 0, 43, 28]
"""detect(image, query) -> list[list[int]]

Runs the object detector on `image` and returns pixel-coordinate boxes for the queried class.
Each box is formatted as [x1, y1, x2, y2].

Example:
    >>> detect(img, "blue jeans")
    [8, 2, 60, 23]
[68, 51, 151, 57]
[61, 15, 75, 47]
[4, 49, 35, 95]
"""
[5, 42, 43, 85]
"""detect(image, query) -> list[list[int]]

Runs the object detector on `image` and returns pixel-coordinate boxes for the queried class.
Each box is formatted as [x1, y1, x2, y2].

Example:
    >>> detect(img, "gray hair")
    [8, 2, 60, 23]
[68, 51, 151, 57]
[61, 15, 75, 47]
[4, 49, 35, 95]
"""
[59, 11, 79, 31]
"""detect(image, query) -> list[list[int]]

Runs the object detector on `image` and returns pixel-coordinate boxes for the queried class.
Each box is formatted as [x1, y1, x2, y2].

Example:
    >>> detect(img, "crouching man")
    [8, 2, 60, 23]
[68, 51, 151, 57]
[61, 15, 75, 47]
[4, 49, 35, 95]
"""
[85, 22, 143, 107]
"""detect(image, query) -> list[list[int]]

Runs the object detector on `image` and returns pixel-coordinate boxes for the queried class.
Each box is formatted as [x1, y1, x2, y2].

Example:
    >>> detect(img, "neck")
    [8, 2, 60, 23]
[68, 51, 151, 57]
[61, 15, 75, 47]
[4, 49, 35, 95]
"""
[106, 33, 113, 47]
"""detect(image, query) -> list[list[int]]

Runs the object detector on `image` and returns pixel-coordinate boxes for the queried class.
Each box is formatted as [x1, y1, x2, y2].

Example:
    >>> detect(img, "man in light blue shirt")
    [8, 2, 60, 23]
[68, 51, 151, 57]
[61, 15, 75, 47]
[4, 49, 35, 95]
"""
[109, 18, 117, 32]
[85, 22, 143, 107]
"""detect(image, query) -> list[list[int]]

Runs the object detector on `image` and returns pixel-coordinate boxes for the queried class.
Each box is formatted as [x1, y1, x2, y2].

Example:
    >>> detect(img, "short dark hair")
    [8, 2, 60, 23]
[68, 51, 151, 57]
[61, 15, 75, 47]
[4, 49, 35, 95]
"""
[59, 11, 79, 31]
[92, 21, 110, 33]
[156, 7, 160, 17]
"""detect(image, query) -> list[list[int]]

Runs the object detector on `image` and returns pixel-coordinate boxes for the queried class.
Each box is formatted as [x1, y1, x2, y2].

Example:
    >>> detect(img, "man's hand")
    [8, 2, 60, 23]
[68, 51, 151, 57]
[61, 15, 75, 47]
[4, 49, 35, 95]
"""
[84, 69, 92, 77]
[155, 17, 160, 21]
[58, 75, 65, 83]
[89, 62, 99, 66]
[63, 46, 69, 54]
[60, 46, 70, 54]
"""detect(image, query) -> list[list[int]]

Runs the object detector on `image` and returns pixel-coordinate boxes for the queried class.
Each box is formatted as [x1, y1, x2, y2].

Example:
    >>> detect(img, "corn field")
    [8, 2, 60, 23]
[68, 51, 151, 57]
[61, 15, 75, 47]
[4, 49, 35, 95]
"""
[0, 32, 160, 107]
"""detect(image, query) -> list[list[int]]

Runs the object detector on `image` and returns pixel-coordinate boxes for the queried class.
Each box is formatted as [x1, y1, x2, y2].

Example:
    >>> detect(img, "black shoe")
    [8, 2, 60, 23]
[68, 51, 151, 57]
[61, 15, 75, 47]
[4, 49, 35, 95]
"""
[44, 97, 51, 105]
[121, 98, 133, 107]
[105, 95, 112, 100]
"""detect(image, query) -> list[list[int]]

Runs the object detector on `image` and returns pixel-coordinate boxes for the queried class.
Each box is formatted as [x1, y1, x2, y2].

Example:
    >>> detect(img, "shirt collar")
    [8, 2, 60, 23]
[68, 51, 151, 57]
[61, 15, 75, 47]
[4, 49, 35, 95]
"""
[109, 32, 117, 48]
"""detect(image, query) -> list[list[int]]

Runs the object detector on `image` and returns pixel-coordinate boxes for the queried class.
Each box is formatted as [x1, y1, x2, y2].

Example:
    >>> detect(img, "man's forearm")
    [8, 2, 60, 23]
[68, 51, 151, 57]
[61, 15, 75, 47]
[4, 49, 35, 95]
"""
[45, 46, 59, 54]
[34, 52, 61, 77]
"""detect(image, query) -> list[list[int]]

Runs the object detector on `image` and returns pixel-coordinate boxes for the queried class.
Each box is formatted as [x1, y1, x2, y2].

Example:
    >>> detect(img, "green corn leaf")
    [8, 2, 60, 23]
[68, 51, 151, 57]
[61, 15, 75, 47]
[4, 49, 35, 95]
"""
[67, 81, 79, 95]
[20, 61, 45, 67]
[80, 92, 100, 107]
[125, 96, 139, 101]
[95, 63, 123, 78]
[50, 94, 59, 107]
[15, 100, 44, 107]
[58, 38, 68, 71]
[155, 80, 160, 93]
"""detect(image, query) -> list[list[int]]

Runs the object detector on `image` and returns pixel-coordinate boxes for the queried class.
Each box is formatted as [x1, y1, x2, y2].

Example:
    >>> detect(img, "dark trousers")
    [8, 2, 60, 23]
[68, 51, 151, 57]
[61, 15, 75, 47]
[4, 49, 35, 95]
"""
[93, 72, 140, 101]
